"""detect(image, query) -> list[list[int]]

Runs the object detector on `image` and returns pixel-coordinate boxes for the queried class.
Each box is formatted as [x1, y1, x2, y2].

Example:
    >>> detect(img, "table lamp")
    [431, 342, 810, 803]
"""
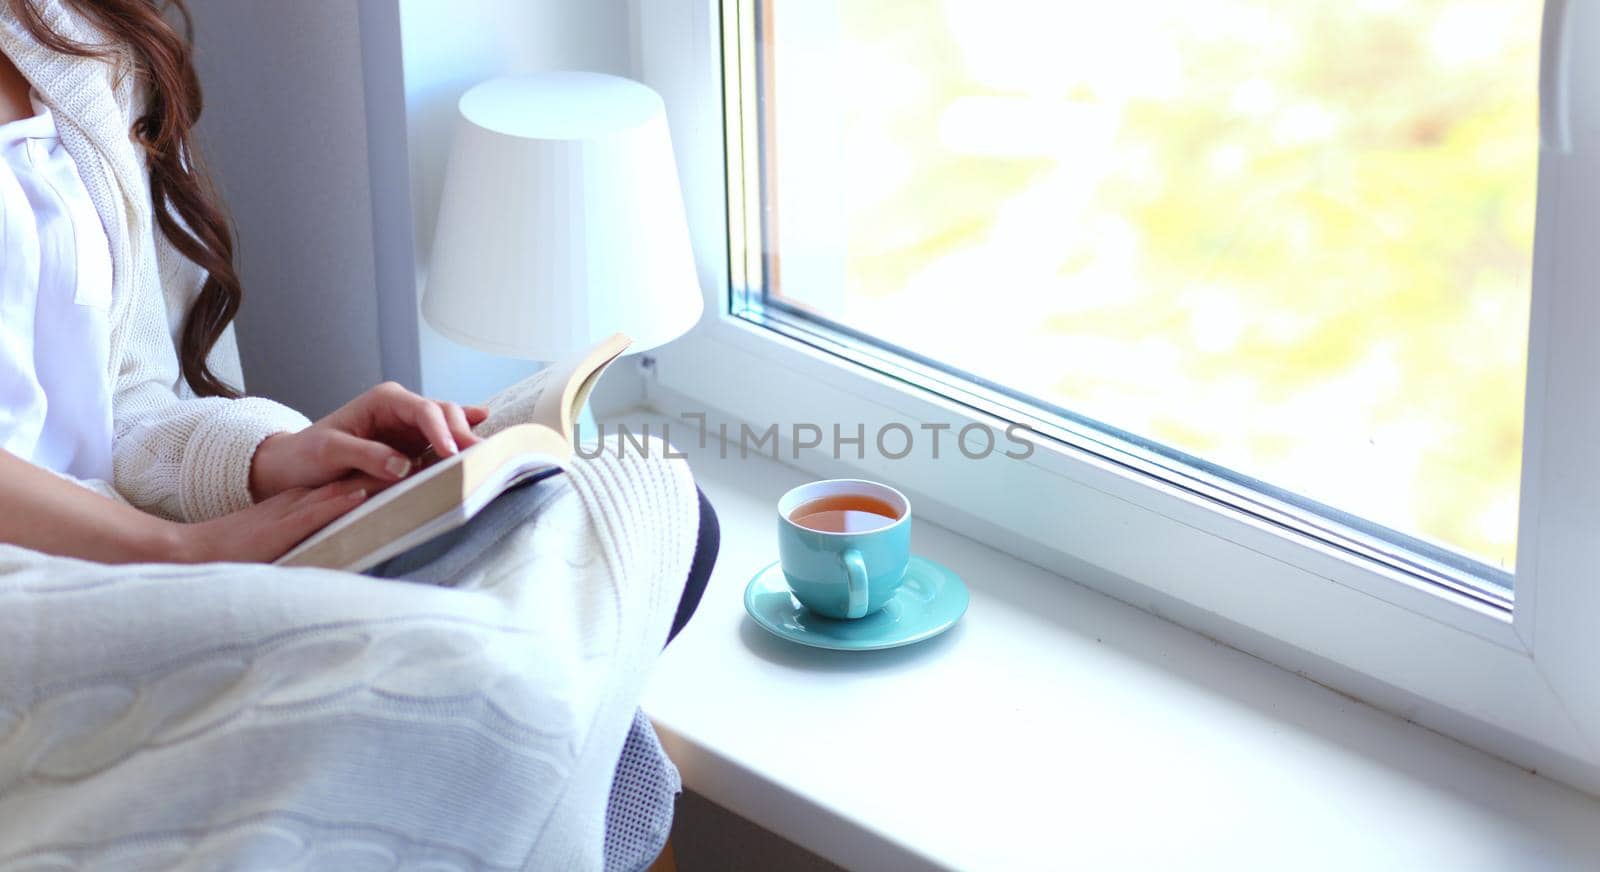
[423, 71, 704, 421]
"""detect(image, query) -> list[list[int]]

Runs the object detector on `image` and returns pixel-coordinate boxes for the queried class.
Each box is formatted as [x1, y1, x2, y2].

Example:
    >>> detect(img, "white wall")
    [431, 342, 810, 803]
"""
[397, 0, 642, 406]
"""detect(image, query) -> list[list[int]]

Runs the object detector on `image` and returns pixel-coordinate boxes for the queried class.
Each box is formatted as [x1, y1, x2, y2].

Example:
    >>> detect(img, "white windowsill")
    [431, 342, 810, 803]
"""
[616, 410, 1600, 870]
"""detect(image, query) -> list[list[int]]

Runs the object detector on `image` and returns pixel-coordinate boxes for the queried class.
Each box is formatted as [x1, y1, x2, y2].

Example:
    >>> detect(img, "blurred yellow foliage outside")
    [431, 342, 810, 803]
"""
[771, 0, 1537, 570]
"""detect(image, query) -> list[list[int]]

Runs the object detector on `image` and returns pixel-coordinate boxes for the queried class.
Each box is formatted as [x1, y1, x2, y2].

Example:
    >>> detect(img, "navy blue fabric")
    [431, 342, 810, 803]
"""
[668, 486, 718, 645]
[365, 468, 716, 647]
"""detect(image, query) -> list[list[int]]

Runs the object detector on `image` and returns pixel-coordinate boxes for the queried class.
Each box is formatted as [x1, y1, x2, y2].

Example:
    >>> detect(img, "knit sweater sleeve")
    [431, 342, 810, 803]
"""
[110, 273, 311, 521]
[0, 2, 310, 521]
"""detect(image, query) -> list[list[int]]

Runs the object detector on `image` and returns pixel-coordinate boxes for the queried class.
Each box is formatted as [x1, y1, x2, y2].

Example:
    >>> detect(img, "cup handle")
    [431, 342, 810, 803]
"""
[841, 548, 870, 619]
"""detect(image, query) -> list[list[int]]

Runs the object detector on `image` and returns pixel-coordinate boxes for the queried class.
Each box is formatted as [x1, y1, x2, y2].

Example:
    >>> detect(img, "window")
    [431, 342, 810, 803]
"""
[636, 0, 1600, 793]
[729, 0, 1538, 600]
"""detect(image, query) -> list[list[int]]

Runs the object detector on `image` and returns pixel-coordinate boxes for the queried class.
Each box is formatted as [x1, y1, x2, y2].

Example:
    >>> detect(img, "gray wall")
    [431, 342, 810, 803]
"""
[189, 0, 644, 415]
[189, 1, 389, 418]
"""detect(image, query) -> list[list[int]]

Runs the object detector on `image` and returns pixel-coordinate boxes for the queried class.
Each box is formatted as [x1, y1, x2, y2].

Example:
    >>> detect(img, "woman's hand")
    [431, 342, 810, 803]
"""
[171, 479, 372, 563]
[249, 382, 488, 501]
[0, 447, 372, 565]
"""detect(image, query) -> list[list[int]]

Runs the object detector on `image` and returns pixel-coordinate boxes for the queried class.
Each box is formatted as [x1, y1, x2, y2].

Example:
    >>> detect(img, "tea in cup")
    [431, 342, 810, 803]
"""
[777, 479, 911, 619]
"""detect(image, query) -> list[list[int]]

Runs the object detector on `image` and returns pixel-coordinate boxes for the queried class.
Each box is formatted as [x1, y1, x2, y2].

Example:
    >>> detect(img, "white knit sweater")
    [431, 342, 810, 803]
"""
[0, 1, 311, 521]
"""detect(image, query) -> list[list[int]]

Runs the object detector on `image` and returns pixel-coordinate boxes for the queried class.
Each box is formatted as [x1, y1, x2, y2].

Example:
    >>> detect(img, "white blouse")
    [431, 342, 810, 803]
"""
[0, 90, 114, 481]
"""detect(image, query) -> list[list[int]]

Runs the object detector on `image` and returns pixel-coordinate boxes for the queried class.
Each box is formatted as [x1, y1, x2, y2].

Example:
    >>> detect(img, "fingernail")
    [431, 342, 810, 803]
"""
[349, 489, 368, 502]
[385, 457, 411, 479]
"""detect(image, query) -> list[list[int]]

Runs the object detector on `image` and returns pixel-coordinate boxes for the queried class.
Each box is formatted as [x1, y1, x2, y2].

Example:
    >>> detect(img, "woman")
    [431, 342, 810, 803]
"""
[1, 0, 497, 560]
[0, 0, 714, 867]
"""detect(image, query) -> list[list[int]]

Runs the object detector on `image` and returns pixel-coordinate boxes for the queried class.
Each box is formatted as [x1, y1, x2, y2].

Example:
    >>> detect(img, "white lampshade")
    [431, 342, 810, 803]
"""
[423, 71, 704, 359]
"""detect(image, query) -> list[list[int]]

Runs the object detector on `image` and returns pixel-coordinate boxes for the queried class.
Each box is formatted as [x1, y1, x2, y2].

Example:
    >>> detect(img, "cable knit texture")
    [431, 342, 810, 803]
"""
[0, 436, 699, 870]
[0, 1, 312, 522]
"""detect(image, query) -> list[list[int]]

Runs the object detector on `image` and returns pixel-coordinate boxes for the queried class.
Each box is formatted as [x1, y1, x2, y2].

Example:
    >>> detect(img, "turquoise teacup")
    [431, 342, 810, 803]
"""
[777, 479, 911, 620]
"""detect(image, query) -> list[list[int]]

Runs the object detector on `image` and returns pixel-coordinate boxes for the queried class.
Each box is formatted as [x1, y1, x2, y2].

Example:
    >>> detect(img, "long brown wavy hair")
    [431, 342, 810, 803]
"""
[14, 0, 241, 398]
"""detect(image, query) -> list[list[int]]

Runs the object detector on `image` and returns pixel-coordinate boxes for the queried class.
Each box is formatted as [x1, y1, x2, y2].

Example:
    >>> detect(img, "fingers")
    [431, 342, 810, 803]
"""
[390, 394, 480, 457]
[238, 480, 368, 562]
[282, 481, 368, 544]
[342, 383, 488, 459]
[341, 471, 393, 494]
[404, 398, 458, 457]
[322, 430, 414, 482]
[441, 401, 481, 449]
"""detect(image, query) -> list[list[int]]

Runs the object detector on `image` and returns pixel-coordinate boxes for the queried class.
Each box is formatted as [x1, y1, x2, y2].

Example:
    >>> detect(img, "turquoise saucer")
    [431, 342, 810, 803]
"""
[744, 555, 969, 651]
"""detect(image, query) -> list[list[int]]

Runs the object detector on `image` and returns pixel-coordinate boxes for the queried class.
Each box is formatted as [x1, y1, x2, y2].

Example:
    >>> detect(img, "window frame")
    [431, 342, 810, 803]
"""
[630, 0, 1600, 791]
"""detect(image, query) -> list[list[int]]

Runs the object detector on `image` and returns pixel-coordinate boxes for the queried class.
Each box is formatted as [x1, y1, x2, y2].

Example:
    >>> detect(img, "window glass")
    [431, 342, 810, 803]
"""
[747, 0, 1538, 573]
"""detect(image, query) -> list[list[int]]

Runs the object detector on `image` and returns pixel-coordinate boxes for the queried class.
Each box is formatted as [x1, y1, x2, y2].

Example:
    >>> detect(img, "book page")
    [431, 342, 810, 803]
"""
[472, 333, 631, 442]
[475, 367, 556, 439]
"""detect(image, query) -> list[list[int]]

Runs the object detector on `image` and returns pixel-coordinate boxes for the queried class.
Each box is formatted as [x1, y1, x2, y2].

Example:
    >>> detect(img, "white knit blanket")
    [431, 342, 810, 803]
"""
[0, 438, 697, 871]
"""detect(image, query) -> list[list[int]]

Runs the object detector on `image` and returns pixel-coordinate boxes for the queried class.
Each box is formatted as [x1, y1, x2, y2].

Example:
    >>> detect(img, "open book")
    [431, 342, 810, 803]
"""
[275, 333, 632, 573]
